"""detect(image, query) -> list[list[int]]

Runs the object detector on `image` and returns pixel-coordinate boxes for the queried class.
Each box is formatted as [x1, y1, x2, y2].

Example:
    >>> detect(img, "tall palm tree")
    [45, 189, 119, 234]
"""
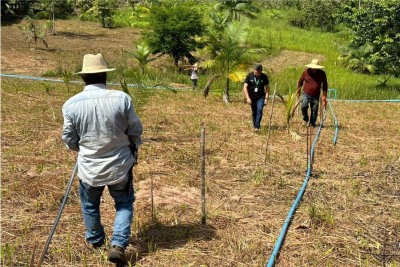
[214, 0, 261, 22]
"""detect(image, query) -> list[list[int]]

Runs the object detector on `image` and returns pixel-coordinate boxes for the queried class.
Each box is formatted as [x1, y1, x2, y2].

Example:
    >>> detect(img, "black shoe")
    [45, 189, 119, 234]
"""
[85, 238, 104, 251]
[108, 245, 127, 264]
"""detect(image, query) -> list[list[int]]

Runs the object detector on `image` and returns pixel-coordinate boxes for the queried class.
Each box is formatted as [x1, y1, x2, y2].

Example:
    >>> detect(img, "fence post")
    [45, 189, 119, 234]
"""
[201, 124, 206, 225]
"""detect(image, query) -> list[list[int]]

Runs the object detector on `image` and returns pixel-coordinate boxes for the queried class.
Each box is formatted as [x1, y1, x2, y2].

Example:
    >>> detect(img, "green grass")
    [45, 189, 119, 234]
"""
[113, 6, 151, 29]
[247, 9, 400, 100]
[34, 5, 400, 101]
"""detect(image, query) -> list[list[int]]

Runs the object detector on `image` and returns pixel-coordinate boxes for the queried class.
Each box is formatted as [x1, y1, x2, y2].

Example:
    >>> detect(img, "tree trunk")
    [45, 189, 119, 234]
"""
[51, 9, 55, 35]
[223, 77, 230, 104]
[203, 74, 219, 98]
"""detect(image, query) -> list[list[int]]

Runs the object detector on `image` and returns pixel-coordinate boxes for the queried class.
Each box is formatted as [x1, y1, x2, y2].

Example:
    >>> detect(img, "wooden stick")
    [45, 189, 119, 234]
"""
[264, 83, 277, 163]
[201, 124, 206, 225]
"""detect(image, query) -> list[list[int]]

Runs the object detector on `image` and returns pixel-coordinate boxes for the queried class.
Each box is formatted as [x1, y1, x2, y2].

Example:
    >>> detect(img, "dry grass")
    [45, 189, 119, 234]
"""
[2, 78, 399, 266]
[1, 19, 400, 267]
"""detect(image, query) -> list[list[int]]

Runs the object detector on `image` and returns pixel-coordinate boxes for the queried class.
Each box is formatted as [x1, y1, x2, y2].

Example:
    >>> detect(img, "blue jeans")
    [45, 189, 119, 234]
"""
[79, 172, 135, 249]
[250, 97, 265, 129]
[301, 93, 319, 126]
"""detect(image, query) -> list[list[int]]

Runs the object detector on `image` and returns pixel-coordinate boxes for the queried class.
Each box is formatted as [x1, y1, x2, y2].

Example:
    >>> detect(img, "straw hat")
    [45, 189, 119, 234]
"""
[76, 53, 116, 74]
[305, 59, 324, 69]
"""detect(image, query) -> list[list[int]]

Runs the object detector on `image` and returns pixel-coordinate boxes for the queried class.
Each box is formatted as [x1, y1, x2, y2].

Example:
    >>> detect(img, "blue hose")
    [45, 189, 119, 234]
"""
[0, 73, 182, 90]
[266, 109, 327, 267]
[333, 99, 400, 103]
[328, 100, 339, 145]
[0, 73, 78, 83]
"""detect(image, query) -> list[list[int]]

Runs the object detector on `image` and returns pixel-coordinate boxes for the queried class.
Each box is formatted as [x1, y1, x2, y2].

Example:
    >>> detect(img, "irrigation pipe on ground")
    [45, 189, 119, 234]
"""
[266, 108, 328, 267]
[0, 73, 183, 91]
[332, 99, 400, 103]
[327, 99, 339, 145]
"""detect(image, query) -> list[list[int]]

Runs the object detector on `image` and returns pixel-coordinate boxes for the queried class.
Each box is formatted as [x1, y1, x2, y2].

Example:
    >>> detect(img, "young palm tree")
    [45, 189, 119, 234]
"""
[35, 0, 57, 35]
[125, 42, 156, 74]
[284, 92, 297, 133]
[202, 20, 265, 103]
[18, 10, 49, 48]
[214, 0, 261, 22]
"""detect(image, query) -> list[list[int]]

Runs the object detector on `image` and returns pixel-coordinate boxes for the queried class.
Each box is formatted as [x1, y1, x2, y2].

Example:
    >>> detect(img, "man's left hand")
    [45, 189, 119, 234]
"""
[264, 100, 268, 106]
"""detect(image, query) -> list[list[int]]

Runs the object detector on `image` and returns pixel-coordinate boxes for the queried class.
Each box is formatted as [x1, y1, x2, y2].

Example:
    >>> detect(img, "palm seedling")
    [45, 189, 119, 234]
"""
[284, 91, 298, 133]
[125, 41, 156, 74]
[61, 69, 73, 93]
[18, 10, 49, 49]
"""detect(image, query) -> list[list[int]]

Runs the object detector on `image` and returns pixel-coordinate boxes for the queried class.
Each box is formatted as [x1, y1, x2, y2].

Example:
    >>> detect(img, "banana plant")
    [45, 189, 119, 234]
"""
[62, 69, 73, 93]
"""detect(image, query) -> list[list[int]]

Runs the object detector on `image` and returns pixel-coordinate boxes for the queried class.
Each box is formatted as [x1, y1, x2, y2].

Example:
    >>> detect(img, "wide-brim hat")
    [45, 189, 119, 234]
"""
[305, 59, 324, 69]
[76, 53, 116, 74]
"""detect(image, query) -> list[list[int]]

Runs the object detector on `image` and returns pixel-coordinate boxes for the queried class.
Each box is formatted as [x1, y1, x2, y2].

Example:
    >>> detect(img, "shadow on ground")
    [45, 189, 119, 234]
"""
[126, 222, 216, 265]
[56, 31, 104, 40]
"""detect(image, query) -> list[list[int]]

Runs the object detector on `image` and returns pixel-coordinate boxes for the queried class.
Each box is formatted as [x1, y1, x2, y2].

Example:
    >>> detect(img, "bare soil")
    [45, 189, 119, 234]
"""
[1, 20, 141, 75]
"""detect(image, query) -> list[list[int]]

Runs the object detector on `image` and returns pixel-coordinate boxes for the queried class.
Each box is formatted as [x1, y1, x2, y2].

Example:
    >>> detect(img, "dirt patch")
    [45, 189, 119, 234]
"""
[1, 20, 142, 75]
[136, 177, 201, 210]
[264, 50, 326, 74]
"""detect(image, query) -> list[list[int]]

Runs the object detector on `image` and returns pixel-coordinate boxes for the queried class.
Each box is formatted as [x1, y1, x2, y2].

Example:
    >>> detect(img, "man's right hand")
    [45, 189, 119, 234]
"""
[129, 144, 138, 165]
[246, 98, 252, 105]
[322, 96, 327, 107]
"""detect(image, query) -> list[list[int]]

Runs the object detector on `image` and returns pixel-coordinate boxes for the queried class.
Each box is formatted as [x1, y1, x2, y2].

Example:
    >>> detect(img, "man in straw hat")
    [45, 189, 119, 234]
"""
[62, 53, 143, 265]
[296, 59, 328, 127]
[243, 63, 270, 133]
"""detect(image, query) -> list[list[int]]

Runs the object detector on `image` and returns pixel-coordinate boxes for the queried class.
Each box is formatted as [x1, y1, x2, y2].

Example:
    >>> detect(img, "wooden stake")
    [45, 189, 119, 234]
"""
[201, 124, 206, 224]
[264, 83, 277, 163]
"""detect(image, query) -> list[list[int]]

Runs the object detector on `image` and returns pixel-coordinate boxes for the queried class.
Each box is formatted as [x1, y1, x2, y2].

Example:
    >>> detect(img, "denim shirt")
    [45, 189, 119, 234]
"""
[62, 84, 143, 187]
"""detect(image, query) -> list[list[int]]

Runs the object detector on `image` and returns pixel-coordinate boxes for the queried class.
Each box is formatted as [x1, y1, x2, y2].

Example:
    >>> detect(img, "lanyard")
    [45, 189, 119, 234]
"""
[254, 76, 261, 92]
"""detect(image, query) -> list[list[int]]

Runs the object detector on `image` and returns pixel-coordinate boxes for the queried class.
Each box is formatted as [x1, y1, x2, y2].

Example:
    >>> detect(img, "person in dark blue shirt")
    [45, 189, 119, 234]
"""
[243, 64, 270, 132]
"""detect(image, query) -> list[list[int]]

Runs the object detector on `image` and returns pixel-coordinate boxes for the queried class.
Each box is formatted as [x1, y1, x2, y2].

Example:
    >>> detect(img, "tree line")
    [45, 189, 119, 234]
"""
[4, 0, 400, 99]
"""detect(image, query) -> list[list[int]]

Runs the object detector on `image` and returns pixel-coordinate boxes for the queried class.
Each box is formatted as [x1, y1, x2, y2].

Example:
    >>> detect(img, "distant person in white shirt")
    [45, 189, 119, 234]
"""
[190, 62, 199, 89]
